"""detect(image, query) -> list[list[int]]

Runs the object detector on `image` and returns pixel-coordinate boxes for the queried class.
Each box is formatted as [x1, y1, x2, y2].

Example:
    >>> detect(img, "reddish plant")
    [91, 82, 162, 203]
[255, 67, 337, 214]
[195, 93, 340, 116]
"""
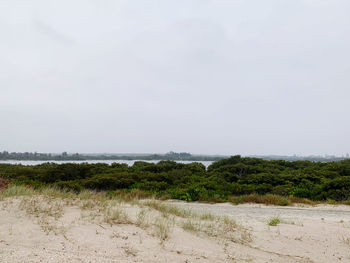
[0, 175, 8, 190]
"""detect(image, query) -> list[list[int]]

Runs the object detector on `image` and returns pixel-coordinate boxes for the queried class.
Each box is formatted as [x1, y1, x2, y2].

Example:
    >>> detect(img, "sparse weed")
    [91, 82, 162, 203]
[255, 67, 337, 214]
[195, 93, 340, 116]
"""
[143, 200, 192, 218]
[341, 236, 350, 246]
[19, 197, 63, 219]
[154, 216, 173, 241]
[38, 217, 68, 236]
[80, 200, 96, 210]
[181, 215, 250, 244]
[18, 195, 67, 235]
[136, 209, 150, 229]
[110, 189, 154, 203]
[222, 216, 238, 229]
[123, 246, 138, 257]
[77, 189, 96, 200]
[182, 219, 201, 232]
[198, 212, 216, 221]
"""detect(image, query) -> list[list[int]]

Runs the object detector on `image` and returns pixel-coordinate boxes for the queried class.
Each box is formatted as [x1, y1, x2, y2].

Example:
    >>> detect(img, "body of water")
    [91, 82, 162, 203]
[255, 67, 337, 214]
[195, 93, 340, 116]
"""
[0, 160, 214, 167]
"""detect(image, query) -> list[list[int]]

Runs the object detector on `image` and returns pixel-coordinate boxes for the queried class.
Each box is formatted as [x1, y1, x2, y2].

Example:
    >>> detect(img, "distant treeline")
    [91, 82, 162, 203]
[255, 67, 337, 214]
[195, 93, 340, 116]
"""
[0, 151, 224, 161]
[0, 155, 349, 202]
[252, 155, 349, 162]
[1, 151, 349, 162]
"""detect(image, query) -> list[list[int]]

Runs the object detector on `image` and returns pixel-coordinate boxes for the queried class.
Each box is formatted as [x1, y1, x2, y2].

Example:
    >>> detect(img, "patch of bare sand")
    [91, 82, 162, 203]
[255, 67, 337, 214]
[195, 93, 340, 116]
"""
[0, 197, 349, 262]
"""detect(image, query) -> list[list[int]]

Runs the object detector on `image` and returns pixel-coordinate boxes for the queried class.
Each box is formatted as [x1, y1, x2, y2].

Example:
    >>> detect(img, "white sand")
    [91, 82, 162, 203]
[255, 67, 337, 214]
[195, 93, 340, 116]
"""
[0, 197, 349, 263]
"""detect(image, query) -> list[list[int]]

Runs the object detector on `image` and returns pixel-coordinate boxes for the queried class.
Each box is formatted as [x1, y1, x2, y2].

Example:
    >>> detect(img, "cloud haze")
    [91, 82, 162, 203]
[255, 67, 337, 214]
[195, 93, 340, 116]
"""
[1, 0, 350, 155]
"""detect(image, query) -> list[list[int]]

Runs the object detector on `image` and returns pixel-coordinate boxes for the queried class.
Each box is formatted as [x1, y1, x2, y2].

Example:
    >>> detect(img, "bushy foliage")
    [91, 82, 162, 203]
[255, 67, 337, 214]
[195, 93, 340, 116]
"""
[0, 156, 350, 202]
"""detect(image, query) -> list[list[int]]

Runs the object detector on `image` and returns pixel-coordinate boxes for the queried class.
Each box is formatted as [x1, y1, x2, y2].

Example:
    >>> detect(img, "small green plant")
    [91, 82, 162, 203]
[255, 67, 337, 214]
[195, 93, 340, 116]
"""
[268, 216, 281, 226]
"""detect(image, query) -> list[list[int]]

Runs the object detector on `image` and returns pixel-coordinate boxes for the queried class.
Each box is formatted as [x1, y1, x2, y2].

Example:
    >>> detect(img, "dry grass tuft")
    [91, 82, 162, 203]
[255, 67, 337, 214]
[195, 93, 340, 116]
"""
[341, 236, 350, 246]
[229, 194, 320, 206]
[154, 216, 174, 241]
[18, 196, 66, 235]
[111, 189, 154, 202]
[103, 205, 131, 225]
[143, 200, 192, 218]
[198, 212, 216, 221]
[181, 215, 251, 244]
[19, 197, 64, 220]
[229, 194, 291, 206]
[123, 246, 138, 257]
[182, 219, 201, 232]
[288, 196, 315, 205]
[0, 185, 35, 199]
[136, 209, 150, 229]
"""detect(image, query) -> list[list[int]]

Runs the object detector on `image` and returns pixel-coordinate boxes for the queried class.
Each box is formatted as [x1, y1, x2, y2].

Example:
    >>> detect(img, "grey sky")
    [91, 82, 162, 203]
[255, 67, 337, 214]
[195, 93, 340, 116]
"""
[1, 0, 350, 156]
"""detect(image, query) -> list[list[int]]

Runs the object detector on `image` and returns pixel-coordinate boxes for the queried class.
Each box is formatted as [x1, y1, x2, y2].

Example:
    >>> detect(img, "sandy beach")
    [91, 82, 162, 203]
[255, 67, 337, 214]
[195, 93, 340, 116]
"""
[0, 194, 349, 263]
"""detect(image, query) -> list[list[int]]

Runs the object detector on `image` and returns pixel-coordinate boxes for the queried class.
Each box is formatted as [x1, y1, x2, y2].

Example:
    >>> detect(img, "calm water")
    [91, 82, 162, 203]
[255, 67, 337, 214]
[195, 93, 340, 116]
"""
[0, 160, 213, 167]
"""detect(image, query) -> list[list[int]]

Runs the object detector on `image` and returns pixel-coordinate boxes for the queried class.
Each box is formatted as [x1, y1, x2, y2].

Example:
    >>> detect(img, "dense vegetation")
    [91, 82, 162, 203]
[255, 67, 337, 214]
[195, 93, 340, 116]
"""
[0, 156, 349, 203]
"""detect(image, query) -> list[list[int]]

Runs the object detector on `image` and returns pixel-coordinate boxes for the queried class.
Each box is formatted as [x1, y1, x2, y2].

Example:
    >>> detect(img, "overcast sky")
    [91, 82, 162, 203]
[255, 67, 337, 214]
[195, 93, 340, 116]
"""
[1, 0, 350, 156]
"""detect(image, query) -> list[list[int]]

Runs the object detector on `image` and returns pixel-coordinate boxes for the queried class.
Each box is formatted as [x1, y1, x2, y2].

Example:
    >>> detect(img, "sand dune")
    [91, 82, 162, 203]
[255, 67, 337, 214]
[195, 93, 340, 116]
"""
[0, 194, 349, 263]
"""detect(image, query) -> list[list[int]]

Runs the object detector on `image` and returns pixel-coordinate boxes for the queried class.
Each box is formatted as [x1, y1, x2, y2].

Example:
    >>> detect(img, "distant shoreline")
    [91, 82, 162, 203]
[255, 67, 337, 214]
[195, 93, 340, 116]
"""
[0, 151, 349, 162]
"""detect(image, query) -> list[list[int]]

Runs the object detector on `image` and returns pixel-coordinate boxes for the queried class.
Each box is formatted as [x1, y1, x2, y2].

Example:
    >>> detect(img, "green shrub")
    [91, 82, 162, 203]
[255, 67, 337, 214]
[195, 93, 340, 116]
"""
[268, 216, 281, 226]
